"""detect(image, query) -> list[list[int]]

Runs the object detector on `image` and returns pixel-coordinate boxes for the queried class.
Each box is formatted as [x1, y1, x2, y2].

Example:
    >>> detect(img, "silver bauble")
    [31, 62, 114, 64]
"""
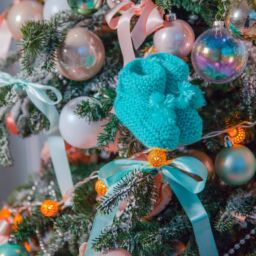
[215, 145, 256, 186]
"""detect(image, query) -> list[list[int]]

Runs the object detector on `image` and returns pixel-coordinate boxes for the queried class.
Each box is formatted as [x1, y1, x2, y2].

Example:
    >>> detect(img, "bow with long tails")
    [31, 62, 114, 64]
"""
[85, 156, 219, 256]
[105, 0, 164, 65]
[0, 72, 73, 197]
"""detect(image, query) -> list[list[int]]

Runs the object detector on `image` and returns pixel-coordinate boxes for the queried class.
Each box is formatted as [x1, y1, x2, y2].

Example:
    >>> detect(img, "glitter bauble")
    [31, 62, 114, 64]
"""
[43, 0, 70, 20]
[226, 0, 256, 40]
[0, 244, 29, 256]
[153, 19, 195, 57]
[57, 27, 105, 81]
[59, 97, 108, 149]
[215, 144, 256, 186]
[40, 200, 59, 217]
[191, 22, 248, 84]
[67, 0, 102, 14]
[7, 1, 43, 40]
[148, 148, 168, 168]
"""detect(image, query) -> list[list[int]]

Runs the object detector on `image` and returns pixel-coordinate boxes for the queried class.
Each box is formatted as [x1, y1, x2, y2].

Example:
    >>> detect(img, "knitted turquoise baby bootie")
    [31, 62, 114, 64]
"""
[114, 53, 205, 149]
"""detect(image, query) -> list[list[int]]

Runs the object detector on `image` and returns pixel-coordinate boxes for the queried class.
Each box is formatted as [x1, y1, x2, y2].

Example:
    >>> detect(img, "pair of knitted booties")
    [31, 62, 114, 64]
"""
[114, 53, 205, 150]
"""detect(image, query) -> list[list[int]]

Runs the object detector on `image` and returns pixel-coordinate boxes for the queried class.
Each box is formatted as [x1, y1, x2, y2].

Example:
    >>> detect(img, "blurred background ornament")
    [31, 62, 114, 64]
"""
[57, 27, 105, 81]
[67, 0, 102, 15]
[215, 138, 256, 186]
[59, 97, 108, 149]
[7, 0, 43, 40]
[99, 249, 132, 256]
[0, 220, 11, 245]
[182, 149, 214, 176]
[43, 0, 71, 20]
[227, 127, 246, 144]
[226, 0, 256, 40]
[0, 243, 29, 256]
[5, 113, 19, 135]
[79, 242, 87, 256]
[40, 200, 59, 217]
[95, 179, 108, 197]
[191, 21, 248, 84]
[153, 13, 195, 57]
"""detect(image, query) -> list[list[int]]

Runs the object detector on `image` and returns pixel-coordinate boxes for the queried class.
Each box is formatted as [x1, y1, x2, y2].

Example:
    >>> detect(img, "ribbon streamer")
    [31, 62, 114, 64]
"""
[105, 0, 164, 65]
[0, 72, 74, 197]
[85, 157, 218, 256]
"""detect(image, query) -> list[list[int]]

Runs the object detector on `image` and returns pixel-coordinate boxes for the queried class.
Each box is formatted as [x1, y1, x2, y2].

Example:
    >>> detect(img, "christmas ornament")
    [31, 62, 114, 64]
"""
[68, 0, 102, 14]
[226, 0, 256, 40]
[59, 97, 108, 149]
[57, 27, 105, 81]
[228, 127, 246, 144]
[99, 249, 132, 256]
[5, 113, 19, 135]
[0, 243, 29, 256]
[65, 143, 92, 164]
[43, 0, 71, 20]
[0, 208, 12, 220]
[0, 220, 11, 245]
[148, 148, 168, 168]
[79, 242, 87, 256]
[114, 52, 205, 149]
[153, 14, 195, 57]
[12, 213, 23, 231]
[183, 149, 214, 175]
[7, 0, 43, 40]
[95, 179, 108, 197]
[191, 21, 248, 84]
[146, 173, 172, 218]
[215, 139, 256, 186]
[40, 200, 59, 217]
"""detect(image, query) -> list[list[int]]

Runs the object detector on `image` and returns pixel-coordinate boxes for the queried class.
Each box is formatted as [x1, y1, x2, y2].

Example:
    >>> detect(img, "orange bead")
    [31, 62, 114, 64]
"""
[23, 242, 31, 252]
[0, 208, 12, 220]
[12, 213, 23, 231]
[148, 148, 168, 168]
[228, 127, 246, 144]
[95, 179, 108, 197]
[40, 200, 59, 218]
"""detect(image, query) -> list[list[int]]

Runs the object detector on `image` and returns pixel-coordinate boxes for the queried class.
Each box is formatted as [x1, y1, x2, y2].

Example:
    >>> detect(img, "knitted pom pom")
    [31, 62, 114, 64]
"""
[114, 53, 205, 149]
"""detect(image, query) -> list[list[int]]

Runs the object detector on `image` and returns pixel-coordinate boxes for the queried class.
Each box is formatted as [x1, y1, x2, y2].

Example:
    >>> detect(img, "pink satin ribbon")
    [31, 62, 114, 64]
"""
[105, 0, 164, 65]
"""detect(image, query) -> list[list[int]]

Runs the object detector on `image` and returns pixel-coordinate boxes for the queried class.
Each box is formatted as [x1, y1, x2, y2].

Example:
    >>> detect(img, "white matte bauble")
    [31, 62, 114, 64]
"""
[99, 249, 132, 256]
[43, 0, 71, 20]
[59, 97, 108, 149]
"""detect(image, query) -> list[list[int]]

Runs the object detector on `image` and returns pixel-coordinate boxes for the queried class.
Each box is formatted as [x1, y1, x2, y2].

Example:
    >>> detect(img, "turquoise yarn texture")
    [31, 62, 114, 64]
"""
[114, 53, 206, 149]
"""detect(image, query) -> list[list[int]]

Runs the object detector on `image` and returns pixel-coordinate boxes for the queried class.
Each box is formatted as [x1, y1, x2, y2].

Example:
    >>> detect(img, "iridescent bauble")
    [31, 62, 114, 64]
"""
[59, 97, 108, 149]
[191, 22, 248, 84]
[226, 0, 256, 40]
[99, 249, 132, 256]
[153, 19, 195, 57]
[0, 243, 29, 256]
[67, 0, 102, 14]
[43, 0, 71, 20]
[7, 1, 43, 40]
[57, 27, 105, 81]
[215, 145, 256, 186]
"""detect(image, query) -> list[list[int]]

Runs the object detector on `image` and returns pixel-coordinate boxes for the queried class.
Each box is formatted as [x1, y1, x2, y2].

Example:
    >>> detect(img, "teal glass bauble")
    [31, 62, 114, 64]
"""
[215, 145, 256, 186]
[67, 0, 102, 14]
[0, 243, 29, 256]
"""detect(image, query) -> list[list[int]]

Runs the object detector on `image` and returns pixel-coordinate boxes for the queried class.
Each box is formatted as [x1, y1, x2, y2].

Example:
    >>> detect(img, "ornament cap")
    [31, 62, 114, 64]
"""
[165, 12, 177, 22]
[213, 20, 225, 28]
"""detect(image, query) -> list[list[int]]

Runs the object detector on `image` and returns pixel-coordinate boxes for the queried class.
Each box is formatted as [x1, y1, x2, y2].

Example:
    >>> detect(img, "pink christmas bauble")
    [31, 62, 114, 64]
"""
[57, 27, 105, 81]
[79, 242, 87, 256]
[153, 19, 195, 57]
[7, 0, 43, 40]
[100, 249, 132, 256]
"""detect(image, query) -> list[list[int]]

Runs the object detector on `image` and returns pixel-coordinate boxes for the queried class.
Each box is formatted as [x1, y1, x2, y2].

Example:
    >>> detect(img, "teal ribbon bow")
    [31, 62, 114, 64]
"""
[0, 72, 73, 196]
[85, 156, 218, 256]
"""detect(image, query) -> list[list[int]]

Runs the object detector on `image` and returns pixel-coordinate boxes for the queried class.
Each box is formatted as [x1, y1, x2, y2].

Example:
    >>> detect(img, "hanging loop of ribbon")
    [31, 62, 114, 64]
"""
[85, 156, 219, 256]
[0, 72, 73, 197]
[105, 0, 164, 65]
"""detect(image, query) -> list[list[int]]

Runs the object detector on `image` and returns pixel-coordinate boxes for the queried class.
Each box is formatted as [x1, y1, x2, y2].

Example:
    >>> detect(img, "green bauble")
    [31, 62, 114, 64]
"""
[215, 144, 256, 186]
[0, 244, 29, 256]
[67, 0, 102, 14]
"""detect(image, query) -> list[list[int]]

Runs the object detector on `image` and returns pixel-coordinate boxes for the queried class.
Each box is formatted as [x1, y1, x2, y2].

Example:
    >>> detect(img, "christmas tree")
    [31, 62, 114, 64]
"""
[0, 0, 256, 255]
